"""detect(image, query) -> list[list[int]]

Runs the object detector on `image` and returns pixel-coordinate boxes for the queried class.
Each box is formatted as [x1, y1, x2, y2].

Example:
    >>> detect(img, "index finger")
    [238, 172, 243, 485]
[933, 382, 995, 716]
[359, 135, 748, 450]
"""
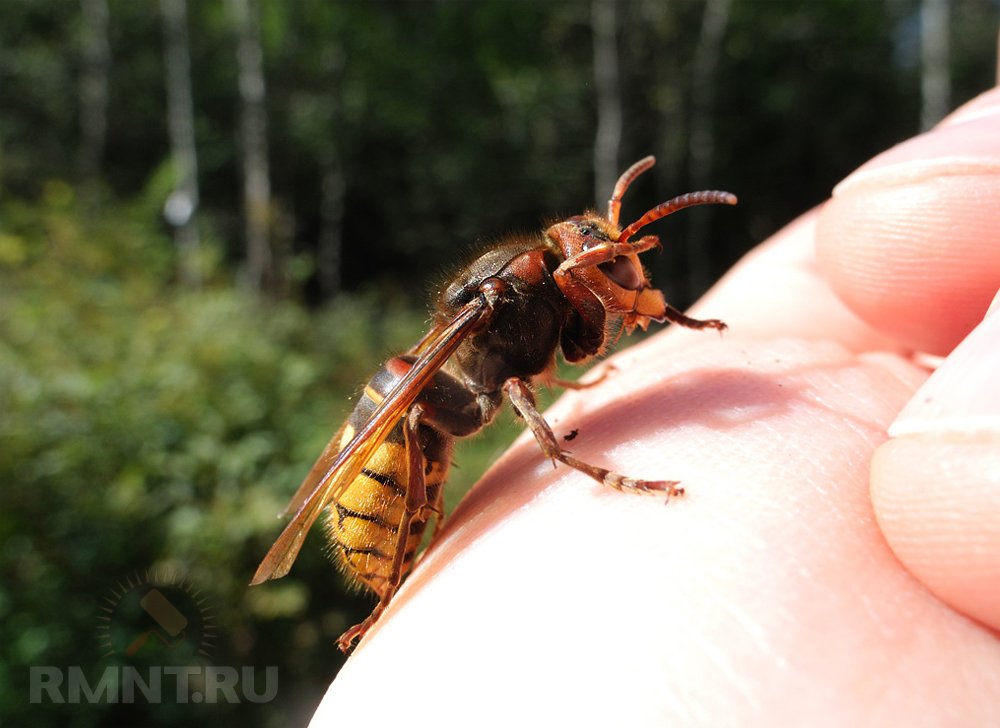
[815, 87, 1000, 356]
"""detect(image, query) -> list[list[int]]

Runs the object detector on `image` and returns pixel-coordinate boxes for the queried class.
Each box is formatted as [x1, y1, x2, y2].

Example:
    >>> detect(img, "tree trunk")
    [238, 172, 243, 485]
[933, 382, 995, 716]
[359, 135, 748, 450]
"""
[318, 157, 345, 299]
[230, 0, 272, 293]
[160, 0, 201, 287]
[78, 0, 109, 198]
[686, 0, 731, 299]
[592, 0, 622, 210]
[920, 0, 950, 131]
[642, 0, 684, 196]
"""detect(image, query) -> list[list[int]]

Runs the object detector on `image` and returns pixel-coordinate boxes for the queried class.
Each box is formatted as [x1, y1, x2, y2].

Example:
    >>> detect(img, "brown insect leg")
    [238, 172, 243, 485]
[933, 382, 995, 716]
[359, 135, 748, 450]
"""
[427, 491, 445, 536]
[542, 363, 618, 391]
[503, 378, 682, 497]
[555, 235, 660, 277]
[418, 480, 447, 559]
[337, 405, 430, 653]
[661, 303, 727, 333]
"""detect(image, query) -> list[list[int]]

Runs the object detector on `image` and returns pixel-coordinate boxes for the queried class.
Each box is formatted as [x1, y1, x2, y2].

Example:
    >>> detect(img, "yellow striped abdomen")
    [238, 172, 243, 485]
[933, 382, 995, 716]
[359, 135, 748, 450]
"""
[324, 414, 451, 597]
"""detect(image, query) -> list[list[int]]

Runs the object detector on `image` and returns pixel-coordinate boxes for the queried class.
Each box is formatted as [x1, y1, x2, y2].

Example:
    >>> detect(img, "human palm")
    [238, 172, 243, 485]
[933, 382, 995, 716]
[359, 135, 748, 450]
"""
[313, 88, 1000, 726]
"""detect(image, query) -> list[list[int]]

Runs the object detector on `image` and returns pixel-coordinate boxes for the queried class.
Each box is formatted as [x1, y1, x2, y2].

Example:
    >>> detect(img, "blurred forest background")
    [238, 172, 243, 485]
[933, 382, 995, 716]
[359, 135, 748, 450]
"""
[1, 0, 997, 725]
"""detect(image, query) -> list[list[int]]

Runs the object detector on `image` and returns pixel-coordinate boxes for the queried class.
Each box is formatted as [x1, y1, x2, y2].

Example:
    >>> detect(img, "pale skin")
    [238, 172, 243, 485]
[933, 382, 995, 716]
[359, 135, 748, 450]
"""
[311, 88, 1000, 726]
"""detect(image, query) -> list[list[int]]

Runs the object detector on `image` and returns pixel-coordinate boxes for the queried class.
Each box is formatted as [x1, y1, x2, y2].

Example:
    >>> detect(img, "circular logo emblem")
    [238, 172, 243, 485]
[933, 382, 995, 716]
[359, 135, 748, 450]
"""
[96, 569, 216, 661]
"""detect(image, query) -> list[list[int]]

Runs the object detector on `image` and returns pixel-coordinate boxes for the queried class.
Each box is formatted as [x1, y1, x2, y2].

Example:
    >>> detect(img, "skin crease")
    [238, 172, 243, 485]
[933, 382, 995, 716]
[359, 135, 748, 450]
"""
[309, 88, 1000, 726]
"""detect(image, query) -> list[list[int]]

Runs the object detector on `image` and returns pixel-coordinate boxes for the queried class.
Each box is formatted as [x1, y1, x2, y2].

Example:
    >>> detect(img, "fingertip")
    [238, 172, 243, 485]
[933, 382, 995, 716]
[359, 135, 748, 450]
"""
[871, 435, 1000, 632]
[816, 95, 1000, 355]
[817, 173, 1000, 356]
[871, 301, 1000, 631]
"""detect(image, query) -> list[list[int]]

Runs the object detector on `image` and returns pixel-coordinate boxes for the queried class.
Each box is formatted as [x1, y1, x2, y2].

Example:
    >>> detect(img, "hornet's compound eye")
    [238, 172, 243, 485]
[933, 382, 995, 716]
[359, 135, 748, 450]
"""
[577, 222, 609, 250]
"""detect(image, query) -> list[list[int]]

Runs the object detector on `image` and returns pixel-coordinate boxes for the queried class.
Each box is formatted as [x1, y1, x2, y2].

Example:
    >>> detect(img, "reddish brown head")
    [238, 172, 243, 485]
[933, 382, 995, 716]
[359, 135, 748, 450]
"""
[545, 156, 737, 358]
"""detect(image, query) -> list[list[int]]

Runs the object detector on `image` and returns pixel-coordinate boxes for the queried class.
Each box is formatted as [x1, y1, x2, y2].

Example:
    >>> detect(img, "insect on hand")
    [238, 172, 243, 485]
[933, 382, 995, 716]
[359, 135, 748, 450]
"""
[251, 156, 737, 652]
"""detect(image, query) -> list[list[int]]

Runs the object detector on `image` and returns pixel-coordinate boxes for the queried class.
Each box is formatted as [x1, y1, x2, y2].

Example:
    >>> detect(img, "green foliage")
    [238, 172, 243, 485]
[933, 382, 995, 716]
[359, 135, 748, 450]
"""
[0, 188, 445, 725]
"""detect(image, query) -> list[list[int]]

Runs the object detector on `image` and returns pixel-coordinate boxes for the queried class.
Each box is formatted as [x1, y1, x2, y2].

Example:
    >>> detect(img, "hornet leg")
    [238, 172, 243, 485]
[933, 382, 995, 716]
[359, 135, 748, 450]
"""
[503, 378, 683, 498]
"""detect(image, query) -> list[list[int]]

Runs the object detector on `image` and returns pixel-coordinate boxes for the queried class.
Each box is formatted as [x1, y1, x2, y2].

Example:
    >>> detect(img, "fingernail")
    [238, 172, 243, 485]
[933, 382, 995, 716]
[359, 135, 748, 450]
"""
[834, 122, 1000, 197]
[889, 298, 1000, 438]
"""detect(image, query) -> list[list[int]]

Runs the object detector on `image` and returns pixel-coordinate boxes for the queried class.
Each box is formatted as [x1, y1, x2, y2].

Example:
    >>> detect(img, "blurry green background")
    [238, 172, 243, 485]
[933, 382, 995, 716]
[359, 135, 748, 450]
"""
[1, 0, 996, 725]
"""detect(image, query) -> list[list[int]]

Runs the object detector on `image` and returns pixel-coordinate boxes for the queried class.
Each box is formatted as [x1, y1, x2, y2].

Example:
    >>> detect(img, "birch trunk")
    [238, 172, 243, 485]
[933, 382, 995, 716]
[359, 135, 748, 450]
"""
[160, 0, 201, 287]
[230, 0, 272, 292]
[686, 0, 731, 298]
[920, 0, 950, 131]
[592, 0, 622, 210]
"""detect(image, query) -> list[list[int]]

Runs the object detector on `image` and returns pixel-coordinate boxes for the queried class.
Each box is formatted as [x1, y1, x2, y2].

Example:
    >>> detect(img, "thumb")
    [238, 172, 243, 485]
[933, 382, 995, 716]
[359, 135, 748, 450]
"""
[871, 291, 1000, 630]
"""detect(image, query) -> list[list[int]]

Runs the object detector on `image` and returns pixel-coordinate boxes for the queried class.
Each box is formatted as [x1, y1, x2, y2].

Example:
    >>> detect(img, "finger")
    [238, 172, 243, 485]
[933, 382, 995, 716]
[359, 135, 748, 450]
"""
[815, 87, 1000, 356]
[871, 294, 1000, 631]
[666, 209, 903, 354]
[311, 339, 1000, 725]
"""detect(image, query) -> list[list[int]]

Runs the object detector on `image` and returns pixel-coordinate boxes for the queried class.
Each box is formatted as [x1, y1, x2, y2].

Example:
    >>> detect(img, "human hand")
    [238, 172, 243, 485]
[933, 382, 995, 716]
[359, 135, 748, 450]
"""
[311, 89, 1000, 726]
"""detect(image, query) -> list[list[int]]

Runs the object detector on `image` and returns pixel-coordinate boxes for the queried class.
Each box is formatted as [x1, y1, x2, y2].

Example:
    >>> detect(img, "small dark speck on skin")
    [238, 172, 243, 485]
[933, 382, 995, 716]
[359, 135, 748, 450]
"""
[564, 429, 579, 441]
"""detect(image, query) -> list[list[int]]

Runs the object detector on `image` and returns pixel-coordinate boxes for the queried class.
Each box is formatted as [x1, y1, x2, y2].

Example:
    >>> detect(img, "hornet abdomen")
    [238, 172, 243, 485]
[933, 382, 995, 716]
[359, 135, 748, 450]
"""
[324, 361, 453, 595]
